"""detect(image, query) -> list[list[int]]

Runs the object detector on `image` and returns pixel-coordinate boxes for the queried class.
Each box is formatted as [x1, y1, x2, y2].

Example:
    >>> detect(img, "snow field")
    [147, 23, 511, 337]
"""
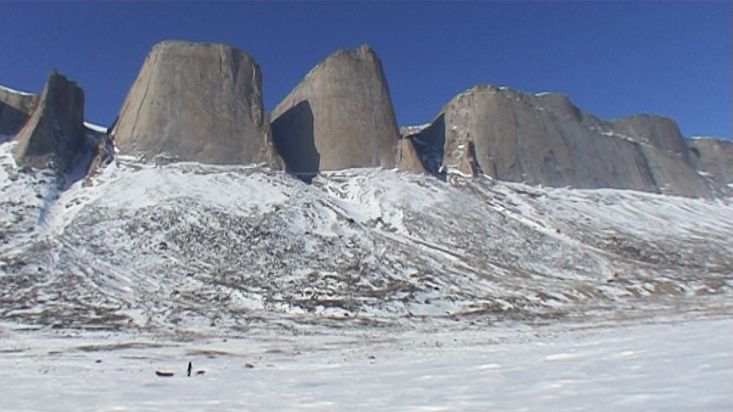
[0, 317, 730, 411]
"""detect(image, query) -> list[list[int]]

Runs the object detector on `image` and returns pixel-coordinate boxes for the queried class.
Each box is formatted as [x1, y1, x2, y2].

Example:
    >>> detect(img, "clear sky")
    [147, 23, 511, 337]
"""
[1, 1, 730, 138]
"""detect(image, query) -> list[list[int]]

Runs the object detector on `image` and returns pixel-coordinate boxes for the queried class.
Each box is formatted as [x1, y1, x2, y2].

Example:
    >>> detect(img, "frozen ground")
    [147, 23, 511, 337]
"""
[0, 136, 732, 410]
[0, 316, 730, 411]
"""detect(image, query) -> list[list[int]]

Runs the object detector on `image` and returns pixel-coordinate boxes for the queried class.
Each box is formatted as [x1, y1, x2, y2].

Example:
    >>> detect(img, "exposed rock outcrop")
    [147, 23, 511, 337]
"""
[607, 114, 708, 196]
[112, 40, 282, 168]
[83, 126, 115, 183]
[411, 85, 713, 197]
[0, 84, 37, 137]
[271, 45, 399, 173]
[688, 138, 733, 196]
[12, 71, 88, 173]
[396, 137, 427, 173]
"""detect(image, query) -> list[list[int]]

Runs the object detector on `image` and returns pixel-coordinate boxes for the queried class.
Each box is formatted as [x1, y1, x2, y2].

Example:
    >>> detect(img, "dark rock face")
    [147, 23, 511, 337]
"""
[270, 100, 319, 178]
[271, 45, 399, 173]
[688, 138, 733, 196]
[0, 85, 37, 137]
[396, 137, 427, 173]
[12, 72, 88, 173]
[407, 116, 446, 177]
[412, 85, 714, 197]
[112, 40, 282, 168]
[83, 127, 115, 183]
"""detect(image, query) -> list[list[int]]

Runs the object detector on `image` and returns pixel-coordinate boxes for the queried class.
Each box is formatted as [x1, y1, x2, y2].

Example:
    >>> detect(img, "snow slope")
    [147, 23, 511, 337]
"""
[1, 140, 731, 334]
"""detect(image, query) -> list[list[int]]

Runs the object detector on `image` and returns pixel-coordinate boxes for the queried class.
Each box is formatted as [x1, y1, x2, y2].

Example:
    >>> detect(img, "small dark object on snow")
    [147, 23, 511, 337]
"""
[196, 370, 206, 376]
[155, 371, 174, 377]
[244, 363, 255, 369]
[187, 361, 192, 377]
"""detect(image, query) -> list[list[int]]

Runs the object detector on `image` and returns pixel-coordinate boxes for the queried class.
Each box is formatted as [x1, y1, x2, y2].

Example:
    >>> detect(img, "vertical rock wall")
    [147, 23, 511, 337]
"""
[0, 85, 38, 137]
[271, 45, 399, 173]
[13, 72, 87, 173]
[411, 85, 714, 197]
[112, 40, 282, 168]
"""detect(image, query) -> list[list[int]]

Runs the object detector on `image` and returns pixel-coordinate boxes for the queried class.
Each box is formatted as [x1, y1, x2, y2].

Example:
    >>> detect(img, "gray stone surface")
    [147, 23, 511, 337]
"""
[412, 84, 715, 197]
[83, 126, 115, 183]
[271, 45, 399, 173]
[688, 138, 733, 196]
[607, 114, 708, 196]
[12, 72, 88, 173]
[396, 137, 427, 173]
[112, 40, 282, 168]
[0, 85, 37, 137]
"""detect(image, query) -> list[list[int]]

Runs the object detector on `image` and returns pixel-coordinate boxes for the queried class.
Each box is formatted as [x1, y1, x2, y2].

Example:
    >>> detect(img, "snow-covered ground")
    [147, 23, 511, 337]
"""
[1, 140, 732, 333]
[1, 134, 732, 410]
[0, 316, 730, 411]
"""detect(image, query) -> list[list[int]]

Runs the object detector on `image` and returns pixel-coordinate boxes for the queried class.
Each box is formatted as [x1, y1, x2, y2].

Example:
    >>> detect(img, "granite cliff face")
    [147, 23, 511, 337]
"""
[271, 45, 399, 174]
[409, 85, 714, 197]
[12, 72, 89, 173]
[3, 41, 728, 199]
[112, 40, 282, 168]
[395, 137, 427, 173]
[606, 114, 710, 197]
[688, 138, 733, 196]
[0, 85, 37, 137]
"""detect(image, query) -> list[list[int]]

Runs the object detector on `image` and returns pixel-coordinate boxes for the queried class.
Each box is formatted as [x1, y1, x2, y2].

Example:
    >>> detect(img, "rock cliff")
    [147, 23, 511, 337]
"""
[271, 45, 399, 173]
[688, 138, 733, 196]
[12, 72, 88, 173]
[410, 85, 713, 197]
[112, 40, 282, 168]
[396, 137, 427, 173]
[0, 84, 37, 137]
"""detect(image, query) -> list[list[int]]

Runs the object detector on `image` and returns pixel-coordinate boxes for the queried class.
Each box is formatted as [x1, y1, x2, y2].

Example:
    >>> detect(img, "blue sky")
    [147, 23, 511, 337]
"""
[1, 2, 730, 138]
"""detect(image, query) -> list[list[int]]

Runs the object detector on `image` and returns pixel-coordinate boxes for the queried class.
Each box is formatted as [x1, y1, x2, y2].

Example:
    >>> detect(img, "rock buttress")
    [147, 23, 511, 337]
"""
[0, 85, 38, 137]
[13, 72, 88, 173]
[271, 45, 399, 173]
[112, 40, 282, 168]
[412, 85, 712, 197]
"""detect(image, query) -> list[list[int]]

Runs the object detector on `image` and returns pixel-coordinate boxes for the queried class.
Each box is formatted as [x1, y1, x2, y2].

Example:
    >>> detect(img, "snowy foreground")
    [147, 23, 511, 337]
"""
[1, 316, 731, 411]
